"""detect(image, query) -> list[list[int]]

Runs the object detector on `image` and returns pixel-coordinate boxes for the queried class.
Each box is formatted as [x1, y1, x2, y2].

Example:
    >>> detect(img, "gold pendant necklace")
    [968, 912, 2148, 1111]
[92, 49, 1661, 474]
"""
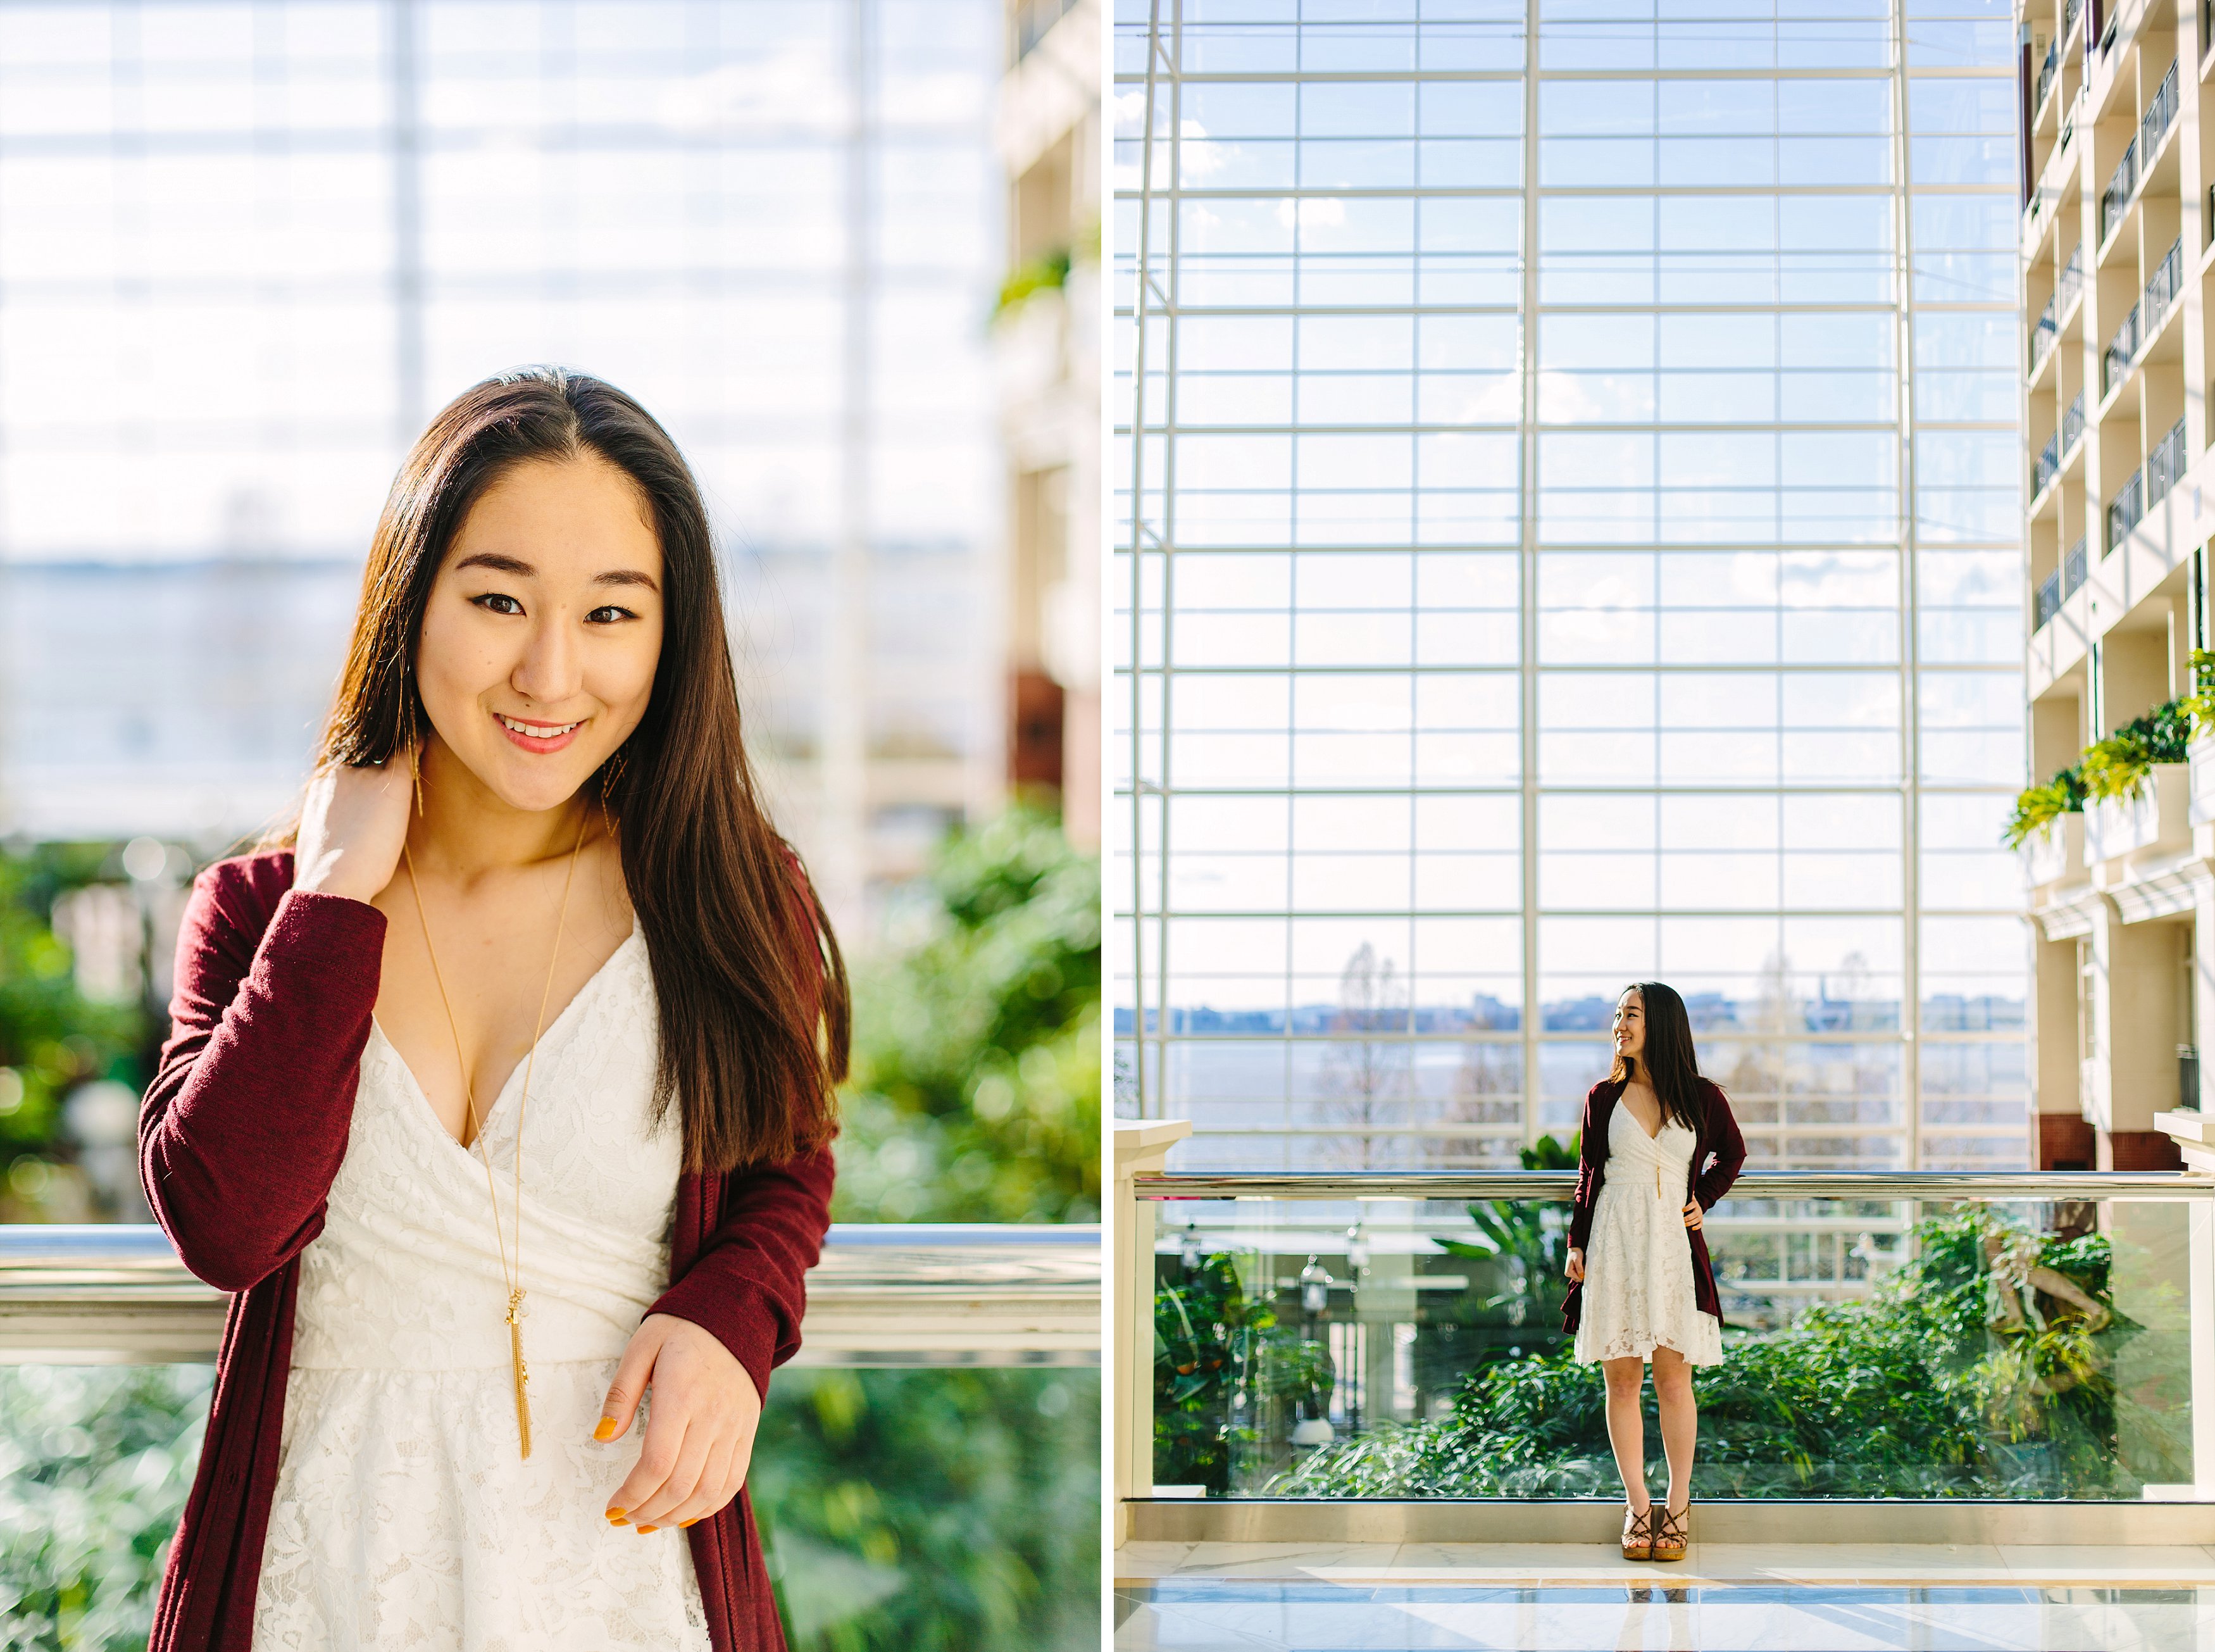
[402, 791, 589, 1461]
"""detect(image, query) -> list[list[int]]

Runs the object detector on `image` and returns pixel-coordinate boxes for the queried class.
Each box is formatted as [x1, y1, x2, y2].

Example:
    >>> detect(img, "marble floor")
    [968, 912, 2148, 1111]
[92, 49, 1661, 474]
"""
[1113, 1544, 2215, 1650]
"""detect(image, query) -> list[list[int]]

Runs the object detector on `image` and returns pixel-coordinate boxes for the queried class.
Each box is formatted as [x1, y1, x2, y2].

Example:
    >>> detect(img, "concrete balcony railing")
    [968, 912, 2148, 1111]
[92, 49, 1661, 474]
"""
[2189, 731, 2215, 826]
[0, 1223, 1102, 1367]
[2083, 762, 2190, 872]
[1114, 1144, 2215, 1547]
[2022, 811, 2083, 889]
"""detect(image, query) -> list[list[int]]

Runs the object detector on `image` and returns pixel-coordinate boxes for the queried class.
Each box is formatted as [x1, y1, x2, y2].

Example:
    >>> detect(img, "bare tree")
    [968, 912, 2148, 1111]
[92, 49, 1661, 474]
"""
[1318, 942, 1408, 1169]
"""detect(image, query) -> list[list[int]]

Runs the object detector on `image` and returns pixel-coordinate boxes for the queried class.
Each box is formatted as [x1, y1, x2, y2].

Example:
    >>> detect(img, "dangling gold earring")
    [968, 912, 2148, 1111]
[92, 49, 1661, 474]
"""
[409, 729, 425, 816]
[599, 744, 628, 837]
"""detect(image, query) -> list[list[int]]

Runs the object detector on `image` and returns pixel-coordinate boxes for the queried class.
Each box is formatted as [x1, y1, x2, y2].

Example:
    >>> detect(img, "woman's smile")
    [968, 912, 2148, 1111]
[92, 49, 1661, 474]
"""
[494, 710, 587, 754]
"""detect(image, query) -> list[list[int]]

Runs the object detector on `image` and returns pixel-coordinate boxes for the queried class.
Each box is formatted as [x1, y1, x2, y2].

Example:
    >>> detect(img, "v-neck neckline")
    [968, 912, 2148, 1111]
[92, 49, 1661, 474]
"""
[1616, 1084, 1667, 1144]
[370, 918, 640, 1158]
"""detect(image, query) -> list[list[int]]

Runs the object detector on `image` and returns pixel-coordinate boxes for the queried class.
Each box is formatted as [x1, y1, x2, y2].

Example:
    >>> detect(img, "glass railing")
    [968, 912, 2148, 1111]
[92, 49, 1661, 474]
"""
[2037, 33, 2062, 111]
[2033, 430, 2061, 498]
[2105, 301, 2138, 394]
[2037, 568, 2062, 629]
[1132, 1169, 2207, 1504]
[2104, 140, 2138, 244]
[2110, 466, 2145, 548]
[1, 1222, 1100, 1646]
[2101, 63, 2181, 246]
[0, 1222, 1102, 1364]
[2064, 532, 2087, 595]
[2062, 388, 2086, 454]
[2148, 415, 2190, 508]
[2030, 247, 2082, 383]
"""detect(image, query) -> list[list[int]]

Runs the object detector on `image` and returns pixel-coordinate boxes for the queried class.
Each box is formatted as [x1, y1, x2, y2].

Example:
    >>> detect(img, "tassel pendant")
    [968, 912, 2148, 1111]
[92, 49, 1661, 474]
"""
[507, 1289, 533, 1460]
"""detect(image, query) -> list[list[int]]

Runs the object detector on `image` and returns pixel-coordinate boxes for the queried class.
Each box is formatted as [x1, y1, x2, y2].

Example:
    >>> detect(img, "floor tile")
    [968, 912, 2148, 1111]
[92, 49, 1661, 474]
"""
[1118, 1541, 1200, 1579]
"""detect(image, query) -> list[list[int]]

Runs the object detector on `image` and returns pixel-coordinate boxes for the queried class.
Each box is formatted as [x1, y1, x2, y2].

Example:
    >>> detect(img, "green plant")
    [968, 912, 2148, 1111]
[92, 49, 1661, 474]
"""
[752, 1369, 1097, 1652]
[1153, 1252, 1273, 1494]
[0, 1364, 211, 1651]
[992, 247, 1072, 320]
[1268, 1204, 2167, 1501]
[2080, 698, 2192, 801]
[0, 846, 149, 1174]
[2002, 770, 2086, 848]
[2186, 647, 2215, 735]
[1435, 1132, 1579, 1339]
[832, 804, 1099, 1225]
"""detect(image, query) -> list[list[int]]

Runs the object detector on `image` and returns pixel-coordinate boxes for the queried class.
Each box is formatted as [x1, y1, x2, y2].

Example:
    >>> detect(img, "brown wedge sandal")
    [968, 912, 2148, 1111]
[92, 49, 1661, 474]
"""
[1649, 1501, 1689, 1561]
[1619, 1503, 1655, 1561]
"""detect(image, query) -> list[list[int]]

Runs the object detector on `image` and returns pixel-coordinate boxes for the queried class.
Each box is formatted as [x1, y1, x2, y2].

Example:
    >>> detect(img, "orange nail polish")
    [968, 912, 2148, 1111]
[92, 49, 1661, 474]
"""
[636, 1524, 659, 1534]
[593, 1417, 618, 1442]
[606, 1508, 627, 1524]
[680, 1518, 699, 1528]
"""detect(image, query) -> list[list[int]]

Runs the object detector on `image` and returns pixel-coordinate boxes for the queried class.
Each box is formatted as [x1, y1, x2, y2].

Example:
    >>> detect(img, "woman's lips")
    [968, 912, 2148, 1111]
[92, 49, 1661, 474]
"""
[494, 710, 585, 754]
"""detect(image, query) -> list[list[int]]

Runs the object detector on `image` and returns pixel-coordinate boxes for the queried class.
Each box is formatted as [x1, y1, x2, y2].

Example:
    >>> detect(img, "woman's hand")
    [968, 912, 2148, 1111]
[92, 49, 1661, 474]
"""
[294, 742, 417, 904]
[1682, 1200, 1704, 1231]
[1564, 1246, 1584, 1284]
[597, 1312, 761, 1535]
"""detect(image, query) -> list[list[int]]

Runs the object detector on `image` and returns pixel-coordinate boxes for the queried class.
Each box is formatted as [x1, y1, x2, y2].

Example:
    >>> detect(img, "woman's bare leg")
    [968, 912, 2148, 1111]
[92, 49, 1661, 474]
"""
[1650, 1344, 1697, 1513]
[1600, 1355, 1649, 1511]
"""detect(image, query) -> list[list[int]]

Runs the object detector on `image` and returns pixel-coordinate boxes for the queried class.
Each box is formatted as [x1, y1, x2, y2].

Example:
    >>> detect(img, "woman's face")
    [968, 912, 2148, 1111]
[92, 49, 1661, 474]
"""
[1613, 989, 1646, 1063]
[414, 453, 665, 815]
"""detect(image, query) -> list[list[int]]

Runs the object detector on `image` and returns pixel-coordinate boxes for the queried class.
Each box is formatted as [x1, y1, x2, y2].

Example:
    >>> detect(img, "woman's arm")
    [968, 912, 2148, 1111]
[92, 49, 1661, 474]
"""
[1694, 1082, 1747, 1210]
[137, 860, 387, 1292]
[1566, 1086, 1602, 1255]
[642, 1141, 837, 1402]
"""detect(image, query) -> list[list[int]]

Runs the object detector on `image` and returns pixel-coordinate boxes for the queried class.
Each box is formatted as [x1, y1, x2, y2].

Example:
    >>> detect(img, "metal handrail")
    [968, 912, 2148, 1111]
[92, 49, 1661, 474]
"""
[1135, 1170, 2215, 1201]
[0, 1223, 1102, 1367]
[2064, 533, 2087, 595]
[2036, 569, 2062, 629]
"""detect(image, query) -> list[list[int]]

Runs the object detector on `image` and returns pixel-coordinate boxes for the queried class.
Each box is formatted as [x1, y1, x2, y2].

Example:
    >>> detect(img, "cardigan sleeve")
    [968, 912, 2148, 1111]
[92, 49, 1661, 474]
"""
[1693, 1081, 1747, 1211]
[138, 858, 388, 1293]
[646, 1141, 836, 1402]
[1566, 1084, 1604, 1253]
[644, 837, 839, 1401]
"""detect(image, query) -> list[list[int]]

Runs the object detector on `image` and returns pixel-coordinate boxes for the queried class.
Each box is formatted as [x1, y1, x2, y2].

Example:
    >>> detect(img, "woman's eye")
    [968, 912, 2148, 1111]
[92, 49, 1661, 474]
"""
[473, 593, 523, 616]
[587, 605, 637, 623]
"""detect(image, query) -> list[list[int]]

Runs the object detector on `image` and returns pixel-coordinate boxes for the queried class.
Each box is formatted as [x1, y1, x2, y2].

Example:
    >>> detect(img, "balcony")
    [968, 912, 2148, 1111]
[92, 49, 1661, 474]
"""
[2032, 390, 2086, 512]
[2036, 32, 2062, 113]
[2028, 244, 2085, 384]
[2191, 729, 2215, 825]
[2036, 532, 2088, 634]
[1116, 1158, 2215, 1558]
[2081, 761, 2190, 867]
[2101, 62, 2180, 248]
[2107, 419, 2187, 551]
[2021, 810, 2083, 887]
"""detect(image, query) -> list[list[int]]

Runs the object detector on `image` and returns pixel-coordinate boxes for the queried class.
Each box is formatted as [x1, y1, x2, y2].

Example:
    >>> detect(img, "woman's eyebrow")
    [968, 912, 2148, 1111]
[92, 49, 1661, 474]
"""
[452, 551, 658, 592]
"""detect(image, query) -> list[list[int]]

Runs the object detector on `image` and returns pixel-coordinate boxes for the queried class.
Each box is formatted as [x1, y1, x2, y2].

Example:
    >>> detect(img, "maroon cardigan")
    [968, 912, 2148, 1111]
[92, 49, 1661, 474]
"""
[138, 848, 835, 1651]
[1560, 1075, 1745, 1335]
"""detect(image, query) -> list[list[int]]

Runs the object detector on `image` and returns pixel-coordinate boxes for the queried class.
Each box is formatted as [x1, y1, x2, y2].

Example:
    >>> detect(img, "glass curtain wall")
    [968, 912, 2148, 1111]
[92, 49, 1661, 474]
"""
[1113, 0, 2025, 1171]
[0, 0, 999, 929]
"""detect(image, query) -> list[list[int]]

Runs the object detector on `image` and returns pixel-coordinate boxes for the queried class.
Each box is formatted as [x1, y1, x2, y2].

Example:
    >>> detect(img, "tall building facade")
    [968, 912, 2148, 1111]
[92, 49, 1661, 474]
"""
[1114, 0, 2028, 1172]
[0, 0, 1005, 939]
[998, 0, 1104, 847]
[2019, 0, 2212, 1170]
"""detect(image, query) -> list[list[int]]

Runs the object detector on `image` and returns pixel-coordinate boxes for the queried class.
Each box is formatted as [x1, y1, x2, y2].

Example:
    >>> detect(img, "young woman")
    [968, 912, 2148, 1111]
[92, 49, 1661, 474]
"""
[138, 367, 849, 1651]
[1561, 982, 1744, 1564]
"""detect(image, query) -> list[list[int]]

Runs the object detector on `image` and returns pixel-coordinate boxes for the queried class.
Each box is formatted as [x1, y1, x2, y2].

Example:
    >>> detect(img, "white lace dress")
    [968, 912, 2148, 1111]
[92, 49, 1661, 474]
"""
[251, 917, 714, 1650]
[1571, 1104, 1723, 1367]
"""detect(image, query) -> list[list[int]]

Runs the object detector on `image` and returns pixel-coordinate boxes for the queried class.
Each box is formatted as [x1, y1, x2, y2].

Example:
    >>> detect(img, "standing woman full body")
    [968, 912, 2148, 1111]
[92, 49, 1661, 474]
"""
[1561, 982, 1745, 1564]
[138, 368, 850, 1651]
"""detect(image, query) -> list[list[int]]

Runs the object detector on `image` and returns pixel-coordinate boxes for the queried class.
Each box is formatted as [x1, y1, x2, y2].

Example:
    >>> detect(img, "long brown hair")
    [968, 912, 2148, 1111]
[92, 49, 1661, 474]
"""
[1608, 980, 1706, 1135]
[259, 365, 848, 1173]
